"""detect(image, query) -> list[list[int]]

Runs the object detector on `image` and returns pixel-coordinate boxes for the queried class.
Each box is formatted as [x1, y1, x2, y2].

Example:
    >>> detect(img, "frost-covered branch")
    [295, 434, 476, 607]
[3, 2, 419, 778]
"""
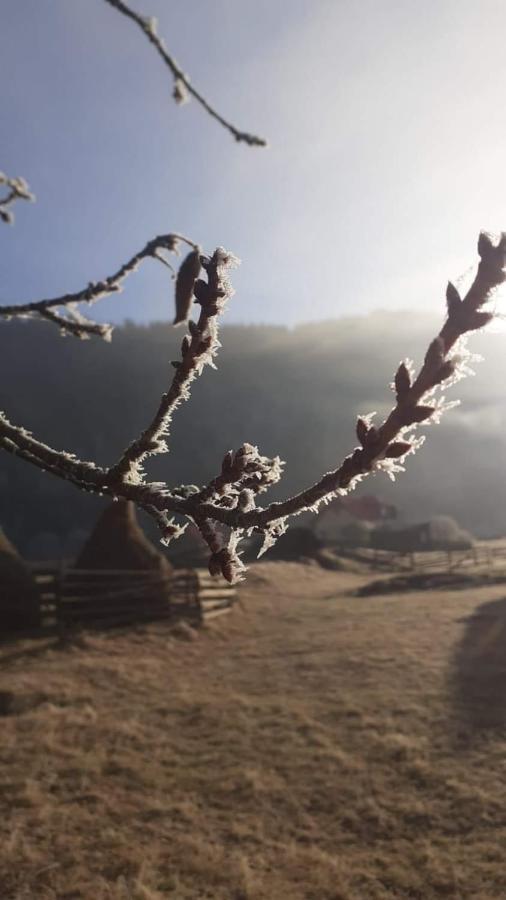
[203, 232, 506, 536]
[0, 414, 107, 490]
[2, 233, 505, 583]
[103, 0, 267, 147]
[0, 172, 34, 224]
[107, 246, 238, 483]
[0, 232, 196, 339]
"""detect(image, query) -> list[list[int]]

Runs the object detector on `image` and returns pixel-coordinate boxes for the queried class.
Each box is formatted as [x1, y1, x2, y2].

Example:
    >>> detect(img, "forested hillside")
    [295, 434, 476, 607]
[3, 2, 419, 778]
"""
[2, 311, 506, 556]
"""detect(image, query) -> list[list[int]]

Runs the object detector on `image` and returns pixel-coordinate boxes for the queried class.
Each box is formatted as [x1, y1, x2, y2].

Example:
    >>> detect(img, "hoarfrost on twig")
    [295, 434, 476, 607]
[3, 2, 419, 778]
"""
[2, 233, 505, 582]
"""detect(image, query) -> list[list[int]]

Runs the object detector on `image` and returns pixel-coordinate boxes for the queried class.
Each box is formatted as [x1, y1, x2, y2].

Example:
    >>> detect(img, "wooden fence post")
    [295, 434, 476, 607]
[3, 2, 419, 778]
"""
[55, 560, 65, 640]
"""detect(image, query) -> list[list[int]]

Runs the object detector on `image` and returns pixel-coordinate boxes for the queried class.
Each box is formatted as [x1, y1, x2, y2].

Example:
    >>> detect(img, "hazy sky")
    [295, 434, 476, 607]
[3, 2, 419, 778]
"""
[2, 0, 506, 326]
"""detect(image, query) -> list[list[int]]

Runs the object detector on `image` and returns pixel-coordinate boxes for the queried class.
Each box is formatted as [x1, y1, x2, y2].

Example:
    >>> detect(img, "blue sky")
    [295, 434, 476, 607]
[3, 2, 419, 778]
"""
[2, 0, 506, 326]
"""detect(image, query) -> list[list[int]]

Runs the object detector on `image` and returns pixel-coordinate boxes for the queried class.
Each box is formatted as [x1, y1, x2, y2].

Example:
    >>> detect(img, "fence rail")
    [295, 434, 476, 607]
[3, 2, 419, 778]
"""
[27, 565, 237, 633]
[357, 543, 506, 573]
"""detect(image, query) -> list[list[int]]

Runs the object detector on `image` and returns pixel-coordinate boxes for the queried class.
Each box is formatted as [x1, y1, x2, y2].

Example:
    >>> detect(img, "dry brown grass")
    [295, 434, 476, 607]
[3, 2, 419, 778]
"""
[1, 561, 506, 898]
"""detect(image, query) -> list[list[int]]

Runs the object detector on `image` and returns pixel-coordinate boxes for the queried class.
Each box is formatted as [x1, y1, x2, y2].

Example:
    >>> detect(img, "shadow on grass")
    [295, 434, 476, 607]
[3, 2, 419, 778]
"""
[452, 596, 506, 738]
[357, 571, 506, 597]
[0, 635, 74, 668]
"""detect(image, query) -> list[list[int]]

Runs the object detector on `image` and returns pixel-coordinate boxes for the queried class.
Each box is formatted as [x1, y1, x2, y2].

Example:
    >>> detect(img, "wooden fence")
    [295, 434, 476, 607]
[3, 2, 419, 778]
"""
[30, 565, 237, 633]
[357, 543, 506, 573]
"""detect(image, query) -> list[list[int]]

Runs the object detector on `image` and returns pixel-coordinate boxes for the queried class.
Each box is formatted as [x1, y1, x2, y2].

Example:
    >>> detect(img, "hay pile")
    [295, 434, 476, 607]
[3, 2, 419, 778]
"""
[0, 528, 40, 633]
[76, 501, 173, 578]
[263, 527, 323, 562]
[166, 524, 209, 569]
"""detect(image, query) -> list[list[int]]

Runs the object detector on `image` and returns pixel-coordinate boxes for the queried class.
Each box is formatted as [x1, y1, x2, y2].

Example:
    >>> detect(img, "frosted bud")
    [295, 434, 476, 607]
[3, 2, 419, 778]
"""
[173, 249, 201, 325]
[394, 362, 411, 400]
[173, 78, 189, 105]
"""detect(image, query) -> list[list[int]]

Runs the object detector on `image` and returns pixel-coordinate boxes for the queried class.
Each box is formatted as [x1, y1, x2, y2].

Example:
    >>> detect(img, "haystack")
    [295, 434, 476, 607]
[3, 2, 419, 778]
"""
[0, 528, 40, 632]
[268, 527, 323, 562]
[166, 523, 208, 569]
[76, 500, 173, 577]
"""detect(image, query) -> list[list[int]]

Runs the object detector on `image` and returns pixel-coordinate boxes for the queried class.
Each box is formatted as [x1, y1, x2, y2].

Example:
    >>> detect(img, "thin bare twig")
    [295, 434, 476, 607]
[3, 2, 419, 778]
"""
[0, 232, 195, 339]
[103, 0, 267, 147]
[2, 233, 505, 582]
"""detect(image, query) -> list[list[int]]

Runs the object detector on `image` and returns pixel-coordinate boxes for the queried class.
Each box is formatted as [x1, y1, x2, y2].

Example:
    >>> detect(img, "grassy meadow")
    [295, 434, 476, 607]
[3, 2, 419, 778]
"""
[1, 561, 506, 899]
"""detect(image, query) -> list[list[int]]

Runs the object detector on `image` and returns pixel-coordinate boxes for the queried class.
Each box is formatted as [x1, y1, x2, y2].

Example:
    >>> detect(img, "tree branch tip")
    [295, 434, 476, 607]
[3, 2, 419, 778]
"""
[104, 0, 268, 148]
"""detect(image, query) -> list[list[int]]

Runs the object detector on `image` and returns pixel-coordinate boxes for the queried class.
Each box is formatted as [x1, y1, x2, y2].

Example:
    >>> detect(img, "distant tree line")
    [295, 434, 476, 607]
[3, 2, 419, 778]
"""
[2, 312, 506, 558]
